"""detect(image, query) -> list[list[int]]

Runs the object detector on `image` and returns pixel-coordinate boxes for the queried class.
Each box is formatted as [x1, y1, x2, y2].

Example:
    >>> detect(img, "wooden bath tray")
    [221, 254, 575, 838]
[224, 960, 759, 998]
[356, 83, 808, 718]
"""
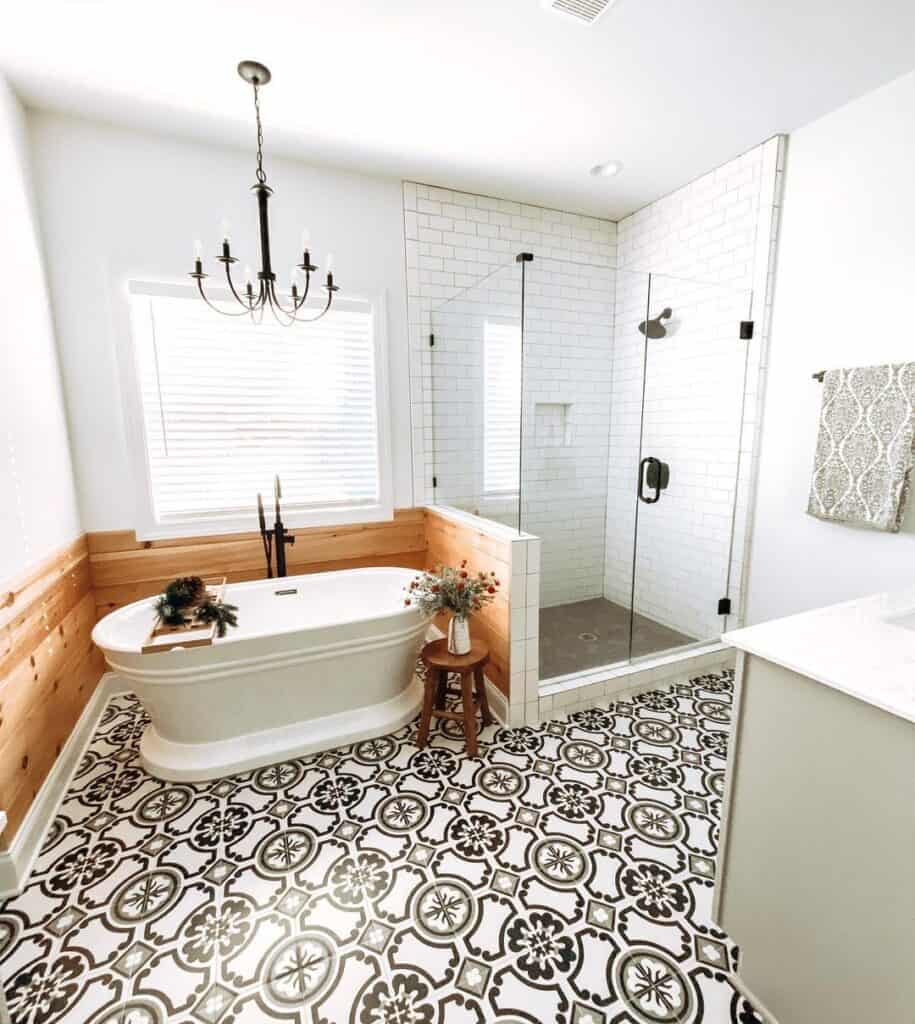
[142, 577, 227, 654]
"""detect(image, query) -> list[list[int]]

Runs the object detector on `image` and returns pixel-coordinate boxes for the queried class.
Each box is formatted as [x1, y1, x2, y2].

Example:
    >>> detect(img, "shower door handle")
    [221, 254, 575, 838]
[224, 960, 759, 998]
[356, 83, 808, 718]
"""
[638, 457, 669, 504]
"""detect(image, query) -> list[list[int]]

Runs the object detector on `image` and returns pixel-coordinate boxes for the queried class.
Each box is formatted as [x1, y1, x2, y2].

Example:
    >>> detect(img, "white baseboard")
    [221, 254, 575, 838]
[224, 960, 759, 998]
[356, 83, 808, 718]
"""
[484, 676, 508, 725]
[0, 673, 128, 899]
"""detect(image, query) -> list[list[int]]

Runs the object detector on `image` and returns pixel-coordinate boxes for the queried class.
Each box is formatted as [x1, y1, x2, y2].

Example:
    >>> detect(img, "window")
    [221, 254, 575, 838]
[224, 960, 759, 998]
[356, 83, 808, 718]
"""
[124, 282, 392, 539]
[483, 319, 522, 495]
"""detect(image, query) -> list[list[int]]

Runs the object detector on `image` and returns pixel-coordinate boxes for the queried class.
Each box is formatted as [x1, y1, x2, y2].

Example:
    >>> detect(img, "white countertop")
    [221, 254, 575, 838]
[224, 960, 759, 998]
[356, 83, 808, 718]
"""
[723, 590, 915, 724]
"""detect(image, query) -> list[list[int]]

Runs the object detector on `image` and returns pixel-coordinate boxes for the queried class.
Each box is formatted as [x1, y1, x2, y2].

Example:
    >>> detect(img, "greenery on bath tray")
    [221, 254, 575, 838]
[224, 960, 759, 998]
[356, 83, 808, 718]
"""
[153, 575, 239, 638]
[194, 597, 239, 638]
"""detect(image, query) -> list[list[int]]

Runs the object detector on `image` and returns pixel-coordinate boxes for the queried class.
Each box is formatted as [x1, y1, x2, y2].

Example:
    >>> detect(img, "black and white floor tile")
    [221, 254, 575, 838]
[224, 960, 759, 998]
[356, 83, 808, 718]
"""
[0, 668, 765, 1023]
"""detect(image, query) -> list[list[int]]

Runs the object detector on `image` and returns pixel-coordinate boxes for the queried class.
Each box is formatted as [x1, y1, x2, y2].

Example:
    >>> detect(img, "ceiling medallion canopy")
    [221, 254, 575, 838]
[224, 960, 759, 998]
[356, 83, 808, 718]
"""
[190, 61, 339, 324]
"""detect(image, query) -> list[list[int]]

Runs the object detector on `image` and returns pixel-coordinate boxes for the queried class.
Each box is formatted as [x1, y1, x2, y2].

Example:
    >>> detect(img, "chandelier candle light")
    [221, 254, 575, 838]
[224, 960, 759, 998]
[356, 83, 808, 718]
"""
[189, 61, 340, 324]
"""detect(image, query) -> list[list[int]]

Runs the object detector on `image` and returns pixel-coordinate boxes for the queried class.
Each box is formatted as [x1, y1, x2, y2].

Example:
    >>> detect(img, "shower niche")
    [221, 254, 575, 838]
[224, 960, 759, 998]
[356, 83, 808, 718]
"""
[430, 254, 752, 684]
[534, 403, 572, 447]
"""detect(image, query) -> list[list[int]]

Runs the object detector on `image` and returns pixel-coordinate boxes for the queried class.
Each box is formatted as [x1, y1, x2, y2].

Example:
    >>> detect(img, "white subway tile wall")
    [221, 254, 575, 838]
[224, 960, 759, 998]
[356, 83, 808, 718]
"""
[405, 140, 783, 698]
[404, 182, 617, 515]
[604, 139, 783, 645]
[507, 534, 542, 718]
[521, 257, 616, 607]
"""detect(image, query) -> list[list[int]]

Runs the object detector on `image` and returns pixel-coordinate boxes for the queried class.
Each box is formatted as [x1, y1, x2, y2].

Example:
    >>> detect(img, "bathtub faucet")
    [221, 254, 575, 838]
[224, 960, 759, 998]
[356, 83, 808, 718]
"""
[272, 475, 295, 577]
[257, 477, 296, 578]
[274, 517, 295, 578]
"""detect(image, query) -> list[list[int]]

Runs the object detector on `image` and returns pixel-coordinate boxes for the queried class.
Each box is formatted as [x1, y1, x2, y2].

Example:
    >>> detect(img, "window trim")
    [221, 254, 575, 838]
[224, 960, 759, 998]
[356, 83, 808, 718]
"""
[120, 280, 394, 541]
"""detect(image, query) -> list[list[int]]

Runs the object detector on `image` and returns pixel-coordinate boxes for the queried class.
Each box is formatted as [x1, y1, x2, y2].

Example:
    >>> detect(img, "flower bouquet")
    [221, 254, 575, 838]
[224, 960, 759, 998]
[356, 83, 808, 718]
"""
[405, 560, 501, 655]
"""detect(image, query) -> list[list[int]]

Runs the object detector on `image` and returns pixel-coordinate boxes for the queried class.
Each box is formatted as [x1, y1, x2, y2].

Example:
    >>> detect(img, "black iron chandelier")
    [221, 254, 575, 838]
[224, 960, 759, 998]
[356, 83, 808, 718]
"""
[190, 60, 339, 324]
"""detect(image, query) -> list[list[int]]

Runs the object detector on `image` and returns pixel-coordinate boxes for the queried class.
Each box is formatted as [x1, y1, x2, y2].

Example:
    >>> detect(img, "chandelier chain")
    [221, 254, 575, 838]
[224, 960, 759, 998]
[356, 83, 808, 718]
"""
[191, 62, 338, 324]
[253, 83, 266, 185]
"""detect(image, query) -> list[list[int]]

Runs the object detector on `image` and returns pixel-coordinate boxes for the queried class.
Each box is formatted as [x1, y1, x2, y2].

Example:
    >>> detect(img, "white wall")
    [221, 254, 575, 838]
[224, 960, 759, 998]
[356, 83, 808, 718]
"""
[0, 81, 81, 583]
[746, 70, 915, 624]
[27, 111, 412, 532]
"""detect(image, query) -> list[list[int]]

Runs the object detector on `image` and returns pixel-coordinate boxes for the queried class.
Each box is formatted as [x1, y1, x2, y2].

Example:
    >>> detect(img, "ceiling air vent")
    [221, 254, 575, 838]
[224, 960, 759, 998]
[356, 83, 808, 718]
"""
[542, 0, 618, 25]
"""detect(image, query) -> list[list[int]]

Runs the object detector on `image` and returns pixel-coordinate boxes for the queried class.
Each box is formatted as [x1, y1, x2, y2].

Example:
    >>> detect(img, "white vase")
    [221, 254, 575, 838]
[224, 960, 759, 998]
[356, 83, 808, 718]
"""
[447, 615, 471, 655]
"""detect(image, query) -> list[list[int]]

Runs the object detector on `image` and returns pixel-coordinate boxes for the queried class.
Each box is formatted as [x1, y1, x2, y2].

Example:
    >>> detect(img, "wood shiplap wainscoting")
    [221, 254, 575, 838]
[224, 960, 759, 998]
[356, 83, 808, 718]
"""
[89, 509, 428, 616]
[0, 536, 105, 847]
[424, 508, 512, 699]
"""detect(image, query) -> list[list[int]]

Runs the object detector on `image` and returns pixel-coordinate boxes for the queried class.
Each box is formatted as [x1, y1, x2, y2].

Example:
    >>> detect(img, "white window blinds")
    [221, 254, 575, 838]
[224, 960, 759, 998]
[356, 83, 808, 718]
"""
[483, 319, 522, 495]
[128, 285, 384, 531]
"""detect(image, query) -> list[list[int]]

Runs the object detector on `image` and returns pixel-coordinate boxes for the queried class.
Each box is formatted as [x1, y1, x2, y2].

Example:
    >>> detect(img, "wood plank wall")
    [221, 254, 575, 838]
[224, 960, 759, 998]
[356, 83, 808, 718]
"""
[89, 509, 428, 615]
[0, 537, 105, 846]
[424, 508, 513, 699]
[0, 506, 514, 850]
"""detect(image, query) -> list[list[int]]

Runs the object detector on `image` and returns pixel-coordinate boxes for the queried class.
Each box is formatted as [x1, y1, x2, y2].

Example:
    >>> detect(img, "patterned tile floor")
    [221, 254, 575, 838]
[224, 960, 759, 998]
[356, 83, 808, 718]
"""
[0, 668, 764, 1024]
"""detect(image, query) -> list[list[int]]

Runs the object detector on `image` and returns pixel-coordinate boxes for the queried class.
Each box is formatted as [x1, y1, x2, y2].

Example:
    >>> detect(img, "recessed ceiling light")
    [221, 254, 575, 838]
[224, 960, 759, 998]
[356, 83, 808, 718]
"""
[590, 160, 623, 178]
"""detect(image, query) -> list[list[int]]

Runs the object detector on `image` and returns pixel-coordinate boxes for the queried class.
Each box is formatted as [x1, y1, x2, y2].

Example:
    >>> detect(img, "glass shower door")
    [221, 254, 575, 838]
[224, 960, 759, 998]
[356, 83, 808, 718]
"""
[522, 258, 650, 679]
[429, 260, 523, 530]
[629, 273, 752, 661]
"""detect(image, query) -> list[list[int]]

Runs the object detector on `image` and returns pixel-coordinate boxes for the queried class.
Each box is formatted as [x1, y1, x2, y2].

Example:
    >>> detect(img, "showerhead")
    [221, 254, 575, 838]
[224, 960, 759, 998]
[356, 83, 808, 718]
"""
[638, 307, 673, 339]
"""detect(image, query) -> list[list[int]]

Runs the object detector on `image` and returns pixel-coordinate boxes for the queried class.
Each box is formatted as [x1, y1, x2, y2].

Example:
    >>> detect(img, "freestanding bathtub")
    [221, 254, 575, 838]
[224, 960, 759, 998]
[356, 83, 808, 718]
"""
[91, 567, 428, 781]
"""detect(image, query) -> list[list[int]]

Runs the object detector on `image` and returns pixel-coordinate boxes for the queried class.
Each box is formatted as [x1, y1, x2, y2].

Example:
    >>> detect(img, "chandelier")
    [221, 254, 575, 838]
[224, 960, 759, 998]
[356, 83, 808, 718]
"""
[190, 61, 339, 324]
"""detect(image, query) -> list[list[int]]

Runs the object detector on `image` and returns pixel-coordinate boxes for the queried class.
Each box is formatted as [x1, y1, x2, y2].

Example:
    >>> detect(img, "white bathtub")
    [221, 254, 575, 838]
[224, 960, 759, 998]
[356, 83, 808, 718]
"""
[91, 567, 428, 781]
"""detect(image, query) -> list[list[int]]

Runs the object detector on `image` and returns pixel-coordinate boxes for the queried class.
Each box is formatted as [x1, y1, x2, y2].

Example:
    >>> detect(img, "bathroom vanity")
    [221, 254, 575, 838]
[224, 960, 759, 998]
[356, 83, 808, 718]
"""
[718, 593, 915, 1024]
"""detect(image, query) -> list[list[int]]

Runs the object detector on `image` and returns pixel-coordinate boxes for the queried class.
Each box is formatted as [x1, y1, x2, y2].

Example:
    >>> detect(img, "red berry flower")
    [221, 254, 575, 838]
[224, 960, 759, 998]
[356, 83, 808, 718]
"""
[402, 560, 501, 619]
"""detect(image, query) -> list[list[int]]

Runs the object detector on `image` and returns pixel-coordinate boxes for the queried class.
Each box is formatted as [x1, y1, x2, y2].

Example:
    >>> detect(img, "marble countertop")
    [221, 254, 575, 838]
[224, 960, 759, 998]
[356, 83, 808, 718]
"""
[723, 590, 915, 723]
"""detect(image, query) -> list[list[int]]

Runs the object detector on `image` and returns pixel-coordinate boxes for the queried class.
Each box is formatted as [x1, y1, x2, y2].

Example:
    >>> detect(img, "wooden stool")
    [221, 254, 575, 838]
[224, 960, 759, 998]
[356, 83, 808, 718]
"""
[418, 639, 493, 757]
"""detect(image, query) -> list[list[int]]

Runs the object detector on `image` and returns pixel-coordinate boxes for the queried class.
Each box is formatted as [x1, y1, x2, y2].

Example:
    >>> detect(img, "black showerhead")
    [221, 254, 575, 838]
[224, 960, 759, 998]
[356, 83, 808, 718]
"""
[638, 307, 673, 339]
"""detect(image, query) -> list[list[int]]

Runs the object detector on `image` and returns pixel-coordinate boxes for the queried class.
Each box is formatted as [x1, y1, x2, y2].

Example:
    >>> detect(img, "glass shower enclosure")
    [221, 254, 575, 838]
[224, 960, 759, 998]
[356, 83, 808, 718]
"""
[430, 253, 751, 683]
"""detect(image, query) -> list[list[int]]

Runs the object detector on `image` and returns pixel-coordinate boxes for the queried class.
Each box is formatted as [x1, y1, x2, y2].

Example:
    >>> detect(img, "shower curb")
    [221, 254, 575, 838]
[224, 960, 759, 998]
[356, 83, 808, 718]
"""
[536, 642, 735, 724]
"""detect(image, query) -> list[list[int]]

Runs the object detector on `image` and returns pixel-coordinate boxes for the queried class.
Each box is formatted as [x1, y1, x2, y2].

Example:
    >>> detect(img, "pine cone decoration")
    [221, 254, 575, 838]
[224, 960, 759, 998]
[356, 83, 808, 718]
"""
[164, 576, 206, 609]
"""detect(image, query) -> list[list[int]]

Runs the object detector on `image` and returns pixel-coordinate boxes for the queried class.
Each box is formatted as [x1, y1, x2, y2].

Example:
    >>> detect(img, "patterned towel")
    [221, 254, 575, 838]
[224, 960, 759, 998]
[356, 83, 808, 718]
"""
[807, 363, 915, 532]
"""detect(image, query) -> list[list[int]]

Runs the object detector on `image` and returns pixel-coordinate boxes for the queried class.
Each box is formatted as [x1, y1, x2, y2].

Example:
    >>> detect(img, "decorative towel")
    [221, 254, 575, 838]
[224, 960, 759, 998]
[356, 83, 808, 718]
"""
[807, 363, 915, 532]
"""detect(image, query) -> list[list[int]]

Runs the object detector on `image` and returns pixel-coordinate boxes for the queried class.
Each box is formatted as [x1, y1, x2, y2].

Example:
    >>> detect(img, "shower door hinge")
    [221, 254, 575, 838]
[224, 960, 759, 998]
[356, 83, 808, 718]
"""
[432, 476, 438, 488]
[429, 333, 435, 347]
[739, 321, 754, 340]
[717, 597, 732, 616]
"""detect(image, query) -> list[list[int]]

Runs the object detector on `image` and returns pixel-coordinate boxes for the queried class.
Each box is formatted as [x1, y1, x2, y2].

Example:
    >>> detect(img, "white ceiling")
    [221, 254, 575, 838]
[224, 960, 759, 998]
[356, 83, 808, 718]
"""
[3, 0, 915, 219]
